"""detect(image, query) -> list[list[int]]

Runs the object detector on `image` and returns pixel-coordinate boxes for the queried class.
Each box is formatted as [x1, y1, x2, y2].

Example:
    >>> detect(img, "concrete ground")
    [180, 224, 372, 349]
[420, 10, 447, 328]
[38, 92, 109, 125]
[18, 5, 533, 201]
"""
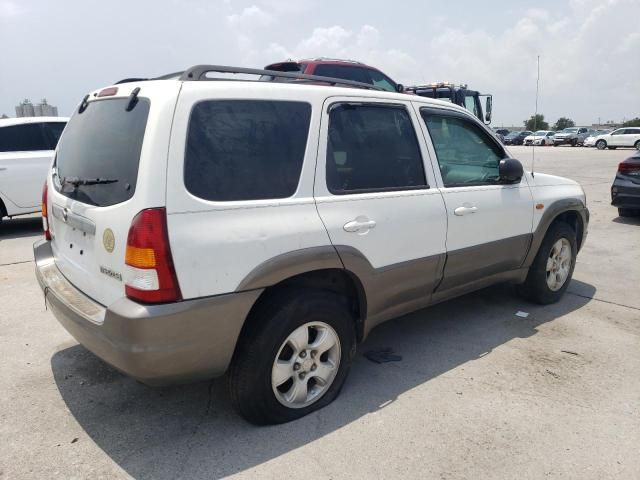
[1, 146, 639, 479]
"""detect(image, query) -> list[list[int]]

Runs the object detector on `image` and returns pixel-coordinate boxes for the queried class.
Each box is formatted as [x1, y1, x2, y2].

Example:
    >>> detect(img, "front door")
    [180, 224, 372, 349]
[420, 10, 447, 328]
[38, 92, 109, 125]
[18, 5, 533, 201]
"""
[418, 107, 534, 292]
[314, 97, 447, 328]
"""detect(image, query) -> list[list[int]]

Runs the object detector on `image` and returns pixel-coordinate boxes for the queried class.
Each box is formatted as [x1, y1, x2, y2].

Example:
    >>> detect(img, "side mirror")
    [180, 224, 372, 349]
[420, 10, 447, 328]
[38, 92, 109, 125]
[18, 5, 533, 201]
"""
[396, 83, 404, 93]
[499, 158, 524, 183]
[485, 96, 492, 123]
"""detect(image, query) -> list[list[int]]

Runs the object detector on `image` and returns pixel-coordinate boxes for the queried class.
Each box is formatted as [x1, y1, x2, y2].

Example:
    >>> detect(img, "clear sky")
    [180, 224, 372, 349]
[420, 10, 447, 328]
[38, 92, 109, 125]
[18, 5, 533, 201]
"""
[1, 0, 638, 126]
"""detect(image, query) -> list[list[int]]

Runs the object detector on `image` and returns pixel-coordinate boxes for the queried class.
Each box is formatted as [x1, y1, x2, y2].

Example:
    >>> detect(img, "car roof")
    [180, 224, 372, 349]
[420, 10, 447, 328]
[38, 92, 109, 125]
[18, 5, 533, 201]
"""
[0, 116, 68, 127]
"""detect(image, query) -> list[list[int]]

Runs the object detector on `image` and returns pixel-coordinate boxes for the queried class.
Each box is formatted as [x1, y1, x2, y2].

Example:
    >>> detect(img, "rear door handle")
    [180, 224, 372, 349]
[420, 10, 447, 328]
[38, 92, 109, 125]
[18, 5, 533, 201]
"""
[343, 217, 377, 233]
[454, 205, 478, 216]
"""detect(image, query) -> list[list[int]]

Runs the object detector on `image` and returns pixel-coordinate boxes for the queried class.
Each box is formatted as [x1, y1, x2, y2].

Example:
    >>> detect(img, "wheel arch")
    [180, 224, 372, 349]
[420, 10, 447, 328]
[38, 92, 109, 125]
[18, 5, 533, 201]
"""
[523, 200, 588, 268]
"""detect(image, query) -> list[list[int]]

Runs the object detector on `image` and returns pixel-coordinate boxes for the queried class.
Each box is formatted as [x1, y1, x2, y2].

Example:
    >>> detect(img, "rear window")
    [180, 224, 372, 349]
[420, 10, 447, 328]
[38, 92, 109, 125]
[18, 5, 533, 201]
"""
[55, 98, 150, 207]
[184, 100, 311, 201]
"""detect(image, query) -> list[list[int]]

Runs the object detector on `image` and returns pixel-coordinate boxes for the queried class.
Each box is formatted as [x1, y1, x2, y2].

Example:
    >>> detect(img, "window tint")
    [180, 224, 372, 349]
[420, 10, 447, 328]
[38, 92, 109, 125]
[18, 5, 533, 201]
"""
[421, 111, 506, 187]
[56, 98, 150, 207]
[326, 104, 426, 194]
[185, 100, 311, 201]
[42, 122, 66, 149]
[313, 64, 372, 85]
[0, 123, 49, 152]
[368, 69, 397, 92]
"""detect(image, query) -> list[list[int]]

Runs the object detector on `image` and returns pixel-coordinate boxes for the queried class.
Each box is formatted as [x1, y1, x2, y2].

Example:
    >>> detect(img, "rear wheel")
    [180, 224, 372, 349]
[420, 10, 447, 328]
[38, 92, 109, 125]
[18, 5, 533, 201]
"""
[596, 140, 606, 150]
[228, 289, 356, 425]
[634, 140, 640, 150]
[618, 208, 640, 217]
[519, 222, 577, 304]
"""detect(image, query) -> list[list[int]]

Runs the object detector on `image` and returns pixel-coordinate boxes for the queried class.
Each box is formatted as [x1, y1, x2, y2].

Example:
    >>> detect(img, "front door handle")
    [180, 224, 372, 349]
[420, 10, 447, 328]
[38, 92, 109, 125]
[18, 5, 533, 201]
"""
[343, 216, 377, 233]
[454, 204, 478, 216]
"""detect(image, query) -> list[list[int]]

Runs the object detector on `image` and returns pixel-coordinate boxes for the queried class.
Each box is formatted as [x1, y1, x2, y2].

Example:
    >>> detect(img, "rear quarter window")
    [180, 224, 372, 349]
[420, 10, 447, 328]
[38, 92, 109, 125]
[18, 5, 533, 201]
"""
[0, 123, 50, 152]
[184, 100, 311, 201]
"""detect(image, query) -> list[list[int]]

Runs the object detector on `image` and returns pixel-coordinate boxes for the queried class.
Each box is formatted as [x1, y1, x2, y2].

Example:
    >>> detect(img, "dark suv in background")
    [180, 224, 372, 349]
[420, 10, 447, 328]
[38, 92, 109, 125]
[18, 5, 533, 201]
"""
[503, 131, 532, 145]
[263, 58, 403, 92]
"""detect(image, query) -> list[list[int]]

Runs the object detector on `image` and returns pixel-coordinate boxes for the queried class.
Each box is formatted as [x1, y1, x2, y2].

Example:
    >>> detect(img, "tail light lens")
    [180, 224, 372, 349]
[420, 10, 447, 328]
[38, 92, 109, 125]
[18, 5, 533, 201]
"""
[618, 161, 640, 174]
[124, 208, 181, 303]
[42, 181, 51, 240]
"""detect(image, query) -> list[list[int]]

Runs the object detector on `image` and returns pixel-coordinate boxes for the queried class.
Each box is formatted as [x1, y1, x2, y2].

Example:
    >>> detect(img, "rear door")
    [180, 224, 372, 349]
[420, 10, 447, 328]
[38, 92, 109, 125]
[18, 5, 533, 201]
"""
[418, 107, 534, 291]
[0, 122, 55, 208]
[609, 129, 626, 146]
[314, 96, 447, 326]
[47, 82, 179, 307]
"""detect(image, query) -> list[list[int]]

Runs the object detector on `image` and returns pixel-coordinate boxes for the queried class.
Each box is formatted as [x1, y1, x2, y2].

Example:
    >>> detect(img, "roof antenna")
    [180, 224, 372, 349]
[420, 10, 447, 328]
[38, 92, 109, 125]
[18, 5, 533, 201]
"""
[532, 55, 540, 178]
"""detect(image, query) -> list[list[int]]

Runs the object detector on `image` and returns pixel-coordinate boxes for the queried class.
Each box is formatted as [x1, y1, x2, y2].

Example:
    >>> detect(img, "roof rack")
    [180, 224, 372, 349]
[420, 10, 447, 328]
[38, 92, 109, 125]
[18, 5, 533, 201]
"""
[176, 65, 382, 90]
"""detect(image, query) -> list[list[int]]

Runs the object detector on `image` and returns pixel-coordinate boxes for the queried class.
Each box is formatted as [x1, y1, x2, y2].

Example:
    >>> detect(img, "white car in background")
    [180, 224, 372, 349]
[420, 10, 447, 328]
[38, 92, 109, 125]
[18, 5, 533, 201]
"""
[523, 130, 555, 146]
[595, 127, 640, 150]
[583, 129, 611, 147]
[0, 117, 68, 225]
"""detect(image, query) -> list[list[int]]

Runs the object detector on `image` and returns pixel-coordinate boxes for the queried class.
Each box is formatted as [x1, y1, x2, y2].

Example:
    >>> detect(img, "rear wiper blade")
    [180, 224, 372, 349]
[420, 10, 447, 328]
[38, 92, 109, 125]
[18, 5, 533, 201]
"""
[61, 176, 118, 191]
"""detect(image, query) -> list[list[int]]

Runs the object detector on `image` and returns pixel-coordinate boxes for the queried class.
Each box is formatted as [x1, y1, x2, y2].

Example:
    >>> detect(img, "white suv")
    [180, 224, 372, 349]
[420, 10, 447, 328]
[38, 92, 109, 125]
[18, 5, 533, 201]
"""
[0, 117, 67, 224]
[34, 65, 589, 424]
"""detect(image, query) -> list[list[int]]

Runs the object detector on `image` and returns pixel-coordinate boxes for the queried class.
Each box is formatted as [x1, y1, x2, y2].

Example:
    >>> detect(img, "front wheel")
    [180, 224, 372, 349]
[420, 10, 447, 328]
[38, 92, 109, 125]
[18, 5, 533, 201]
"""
[519, 222, 577, 305]
[634, 140, 640, 150]
[228, 289, 356, 424]
[596, 140, 607, 150]
[541, 140, 546, 146]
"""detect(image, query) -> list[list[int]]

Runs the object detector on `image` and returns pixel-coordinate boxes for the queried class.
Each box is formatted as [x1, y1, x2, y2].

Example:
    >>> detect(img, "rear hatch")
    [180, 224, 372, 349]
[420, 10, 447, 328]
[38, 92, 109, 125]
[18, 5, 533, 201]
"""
[47, 82, 179, 306]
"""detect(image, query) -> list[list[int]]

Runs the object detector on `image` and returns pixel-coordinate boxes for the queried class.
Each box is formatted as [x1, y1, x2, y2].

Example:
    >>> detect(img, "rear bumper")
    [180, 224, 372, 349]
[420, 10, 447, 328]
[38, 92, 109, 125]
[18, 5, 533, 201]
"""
[34, 240, 262, 385]
[611, 179, 640, 208]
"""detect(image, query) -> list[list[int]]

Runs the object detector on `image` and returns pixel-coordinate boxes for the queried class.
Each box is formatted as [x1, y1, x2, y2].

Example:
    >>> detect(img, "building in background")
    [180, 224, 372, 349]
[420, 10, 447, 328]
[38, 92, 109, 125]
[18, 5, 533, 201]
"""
[15, 99, 58, 117]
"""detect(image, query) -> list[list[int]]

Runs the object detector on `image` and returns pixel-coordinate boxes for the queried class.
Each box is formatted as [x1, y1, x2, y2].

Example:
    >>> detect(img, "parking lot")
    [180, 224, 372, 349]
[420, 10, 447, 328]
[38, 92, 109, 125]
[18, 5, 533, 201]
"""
[1, 146, 638, 479]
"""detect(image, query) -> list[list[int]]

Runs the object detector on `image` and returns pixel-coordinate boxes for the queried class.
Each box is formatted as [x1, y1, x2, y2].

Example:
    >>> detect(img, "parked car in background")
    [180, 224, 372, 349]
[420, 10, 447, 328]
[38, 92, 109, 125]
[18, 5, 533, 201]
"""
[611, 152, 640, 217]
[0, 117, 68, 225]
[595, 128, 640, 150]
[34, 64, 588, 425]
[553, 127, 592, 147]
[495, 128, 510, 137]
[583, 129, 611, 147]
[524, 130, 555, 146]
[495, 132, 505, 143]
[504, 130, 532, 145]
[262, 58, 403, 93]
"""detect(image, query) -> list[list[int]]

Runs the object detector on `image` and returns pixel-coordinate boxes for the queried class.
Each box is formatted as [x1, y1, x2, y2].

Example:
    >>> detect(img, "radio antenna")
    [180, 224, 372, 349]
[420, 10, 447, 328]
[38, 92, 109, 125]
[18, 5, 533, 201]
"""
[532, 55, 540, 177]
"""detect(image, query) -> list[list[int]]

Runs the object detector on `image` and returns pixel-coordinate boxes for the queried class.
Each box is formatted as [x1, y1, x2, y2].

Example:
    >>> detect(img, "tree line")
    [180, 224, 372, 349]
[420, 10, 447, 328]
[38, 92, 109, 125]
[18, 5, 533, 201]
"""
[522, 115, 640, 131]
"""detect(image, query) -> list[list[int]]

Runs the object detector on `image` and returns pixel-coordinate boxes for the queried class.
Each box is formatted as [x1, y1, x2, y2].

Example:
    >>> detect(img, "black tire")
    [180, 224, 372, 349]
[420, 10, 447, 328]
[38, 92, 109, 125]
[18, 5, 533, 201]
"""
[519, 222, 577, 305]
[228, 289, 356, 425]
[541, 140, 546, 146]
[618, 208, 640, 217]
[571, 139, 577, 146]
[634, 140, 640, 150]
[596, 140, 606, 150]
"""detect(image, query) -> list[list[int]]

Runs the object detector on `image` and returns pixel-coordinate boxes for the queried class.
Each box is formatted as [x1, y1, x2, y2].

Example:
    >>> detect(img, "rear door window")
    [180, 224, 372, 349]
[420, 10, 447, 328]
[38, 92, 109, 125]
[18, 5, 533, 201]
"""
[55, 98, 150, 207]
[0, 123, 49, 152]
[326, 104, 426, 194]
[185, 100, 311, 201]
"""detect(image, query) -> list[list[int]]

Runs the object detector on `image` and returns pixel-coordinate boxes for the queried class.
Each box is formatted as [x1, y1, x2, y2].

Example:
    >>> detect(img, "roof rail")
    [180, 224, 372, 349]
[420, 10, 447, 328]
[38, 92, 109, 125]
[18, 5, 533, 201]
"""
[178, 64, 382, 90]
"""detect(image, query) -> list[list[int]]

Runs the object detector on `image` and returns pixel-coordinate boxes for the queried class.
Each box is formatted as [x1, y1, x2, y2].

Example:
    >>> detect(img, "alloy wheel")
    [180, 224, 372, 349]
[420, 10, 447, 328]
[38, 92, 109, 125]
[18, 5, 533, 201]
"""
[271, 322, 341, 409]
[546, 238, 572, 292]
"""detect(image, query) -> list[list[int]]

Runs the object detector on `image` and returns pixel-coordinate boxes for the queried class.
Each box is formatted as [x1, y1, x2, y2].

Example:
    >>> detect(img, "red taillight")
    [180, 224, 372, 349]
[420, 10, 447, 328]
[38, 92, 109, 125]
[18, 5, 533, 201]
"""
[41, 181, 51, 240]
[618, 161, 640, 173]
[124, 208, 181, 303]
[97, 86, 118, 97]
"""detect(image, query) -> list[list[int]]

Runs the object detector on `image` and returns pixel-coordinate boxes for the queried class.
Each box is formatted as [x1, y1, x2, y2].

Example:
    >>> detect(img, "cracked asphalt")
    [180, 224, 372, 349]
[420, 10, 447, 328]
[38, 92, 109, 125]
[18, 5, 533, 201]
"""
[1, 146, 639, 479]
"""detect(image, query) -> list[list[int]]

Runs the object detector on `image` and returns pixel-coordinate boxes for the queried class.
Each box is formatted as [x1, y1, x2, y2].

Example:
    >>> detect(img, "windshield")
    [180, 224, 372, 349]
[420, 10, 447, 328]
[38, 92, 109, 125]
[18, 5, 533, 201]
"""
[55, 97, 150, 207]
[534, 131, 548, 135]
[562, 128, 579, 133]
